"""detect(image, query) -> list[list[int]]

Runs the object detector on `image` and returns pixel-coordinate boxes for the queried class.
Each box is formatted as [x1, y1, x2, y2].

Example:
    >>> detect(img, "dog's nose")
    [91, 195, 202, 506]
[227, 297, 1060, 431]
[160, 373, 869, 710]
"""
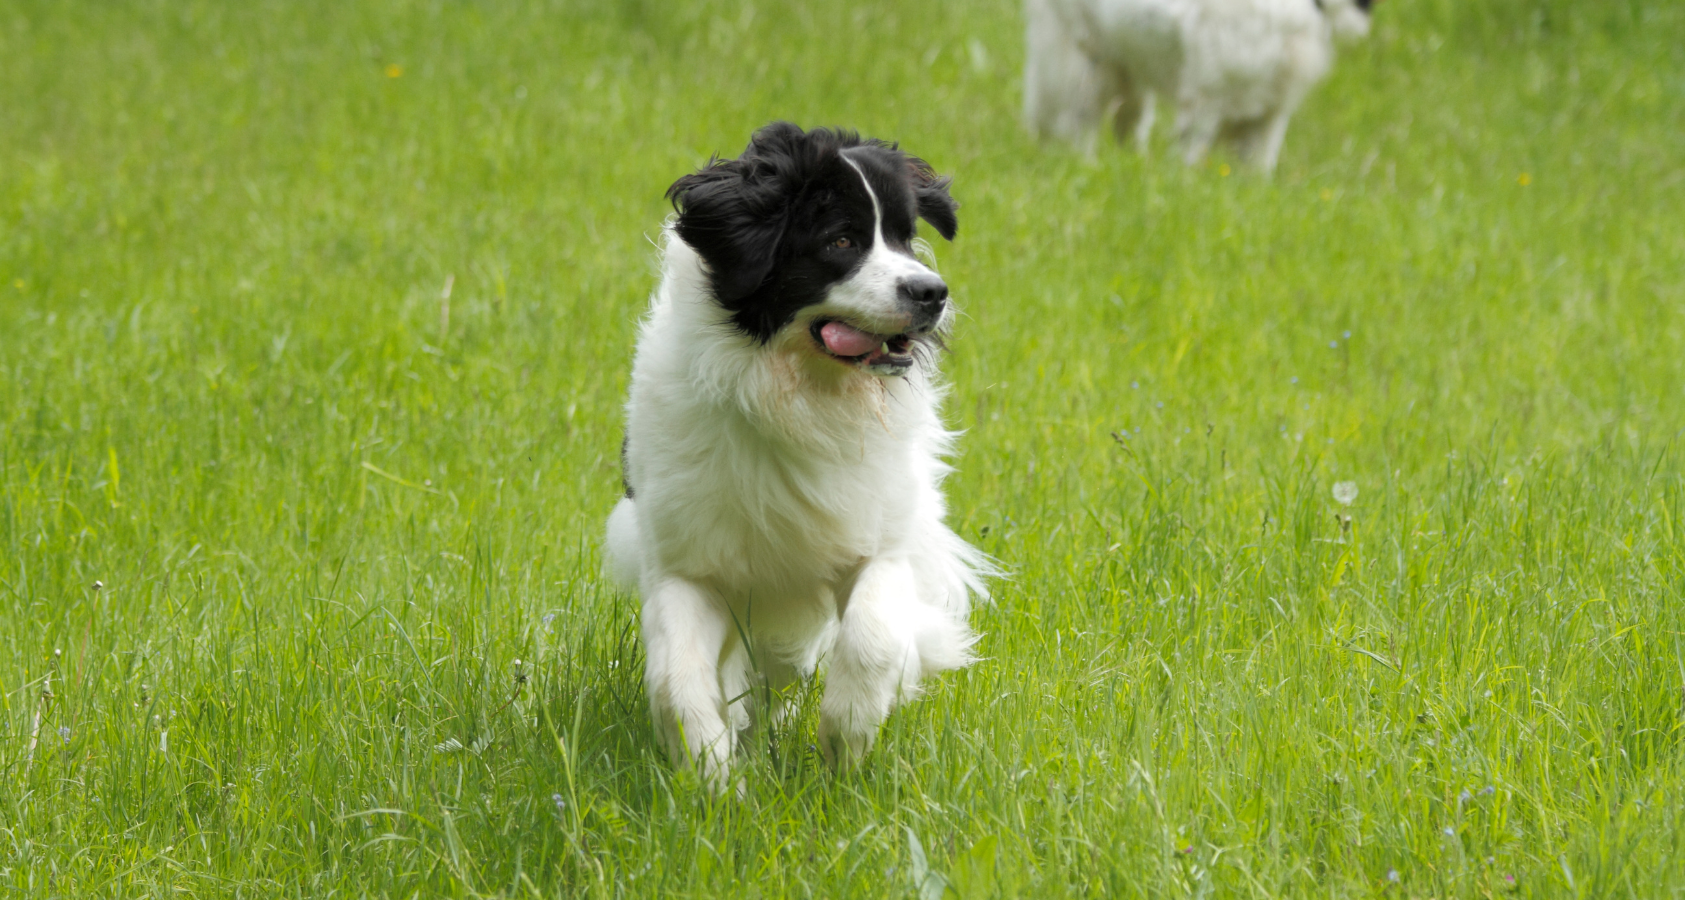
[898, 274, 949, 315]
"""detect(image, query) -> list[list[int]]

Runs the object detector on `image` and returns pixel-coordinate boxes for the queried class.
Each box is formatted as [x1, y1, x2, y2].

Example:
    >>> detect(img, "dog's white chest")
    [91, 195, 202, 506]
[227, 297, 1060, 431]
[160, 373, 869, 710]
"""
[643, 415, 912, 596]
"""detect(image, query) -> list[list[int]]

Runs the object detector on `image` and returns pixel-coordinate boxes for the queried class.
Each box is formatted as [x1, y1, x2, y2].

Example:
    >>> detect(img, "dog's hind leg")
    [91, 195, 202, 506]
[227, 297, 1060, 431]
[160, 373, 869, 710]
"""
[604, 497, 643, 590]
[1108, 80, 1156, 155]
[1229, 110, 1294, 174]
[747, 655, 804, 737]
[641, 576, 735, 790]
[819, 558, 927, 769]
[1131, 91, 1158, 154]
[718, 638, 755, 738]
[1174, 103, 1222, 168]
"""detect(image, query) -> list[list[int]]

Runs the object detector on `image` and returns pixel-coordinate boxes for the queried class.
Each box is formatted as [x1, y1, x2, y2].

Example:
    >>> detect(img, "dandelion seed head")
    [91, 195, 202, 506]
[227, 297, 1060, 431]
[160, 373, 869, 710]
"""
[1332, 481, 1359, 505]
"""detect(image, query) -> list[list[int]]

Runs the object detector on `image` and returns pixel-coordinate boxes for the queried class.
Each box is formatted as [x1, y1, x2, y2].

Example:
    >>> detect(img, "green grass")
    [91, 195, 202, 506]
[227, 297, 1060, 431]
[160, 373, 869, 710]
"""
[4, 0, 1684, 895]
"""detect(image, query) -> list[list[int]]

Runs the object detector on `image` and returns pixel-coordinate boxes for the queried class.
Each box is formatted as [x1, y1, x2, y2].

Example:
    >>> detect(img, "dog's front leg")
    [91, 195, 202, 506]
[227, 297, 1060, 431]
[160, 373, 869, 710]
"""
[641, 576, 734, 789]
[819, 557, 923, 769]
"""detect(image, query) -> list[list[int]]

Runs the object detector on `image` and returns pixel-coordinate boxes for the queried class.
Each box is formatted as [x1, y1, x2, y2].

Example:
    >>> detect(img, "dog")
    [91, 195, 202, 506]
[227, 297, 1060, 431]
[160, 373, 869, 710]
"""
[1024, 0, 1373, 172]
[606, 122, 993, 788]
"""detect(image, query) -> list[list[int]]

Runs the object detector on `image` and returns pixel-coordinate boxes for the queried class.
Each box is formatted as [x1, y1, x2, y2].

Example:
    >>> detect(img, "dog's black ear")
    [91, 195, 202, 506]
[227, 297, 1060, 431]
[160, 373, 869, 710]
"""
[667, 125, 807, 305]
[906, 156, 958, 241]
[667, 165, 786, 304]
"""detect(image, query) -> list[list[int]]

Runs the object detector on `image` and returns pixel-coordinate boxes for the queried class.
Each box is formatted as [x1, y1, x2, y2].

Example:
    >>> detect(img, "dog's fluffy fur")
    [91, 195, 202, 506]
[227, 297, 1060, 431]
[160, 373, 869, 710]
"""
[606, 123, 992, 787]
[1025, 0, 1372, 172]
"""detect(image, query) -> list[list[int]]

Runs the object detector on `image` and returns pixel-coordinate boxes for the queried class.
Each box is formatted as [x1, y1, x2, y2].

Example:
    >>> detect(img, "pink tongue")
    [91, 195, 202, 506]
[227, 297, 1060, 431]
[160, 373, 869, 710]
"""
[819, 321, 883, 358]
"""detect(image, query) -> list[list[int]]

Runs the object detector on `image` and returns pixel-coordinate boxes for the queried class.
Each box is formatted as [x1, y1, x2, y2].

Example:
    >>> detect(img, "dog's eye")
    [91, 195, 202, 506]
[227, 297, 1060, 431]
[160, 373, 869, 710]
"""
[832, 236, 853, 249]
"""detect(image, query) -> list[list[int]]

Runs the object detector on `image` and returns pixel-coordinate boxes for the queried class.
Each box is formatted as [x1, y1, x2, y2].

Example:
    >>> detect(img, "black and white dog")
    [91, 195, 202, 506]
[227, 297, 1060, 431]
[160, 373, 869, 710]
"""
[606, 123, 991, 786]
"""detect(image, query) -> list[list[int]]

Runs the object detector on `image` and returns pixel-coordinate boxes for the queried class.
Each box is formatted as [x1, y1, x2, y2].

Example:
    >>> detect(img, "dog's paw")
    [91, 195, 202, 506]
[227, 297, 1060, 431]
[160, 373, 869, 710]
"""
[699, 759, 743, 797]
[654, 709, 737, 791]
[816, 713, 877, 770]
[678, 742, 738, 795]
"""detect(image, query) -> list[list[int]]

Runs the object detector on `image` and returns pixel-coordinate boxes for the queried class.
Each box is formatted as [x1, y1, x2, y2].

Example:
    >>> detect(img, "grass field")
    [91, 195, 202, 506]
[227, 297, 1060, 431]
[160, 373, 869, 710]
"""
[4, 0, 1685, 895]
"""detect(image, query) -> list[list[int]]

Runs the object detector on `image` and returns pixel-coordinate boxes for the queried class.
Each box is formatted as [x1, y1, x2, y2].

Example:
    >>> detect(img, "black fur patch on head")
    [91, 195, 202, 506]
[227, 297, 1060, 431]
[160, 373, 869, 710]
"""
[665, 121, 958, 343]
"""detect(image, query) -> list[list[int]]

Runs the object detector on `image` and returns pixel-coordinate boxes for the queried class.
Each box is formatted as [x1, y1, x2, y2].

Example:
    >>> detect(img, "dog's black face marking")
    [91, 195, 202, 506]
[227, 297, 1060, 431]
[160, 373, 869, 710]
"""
[666, 122, 958, 343]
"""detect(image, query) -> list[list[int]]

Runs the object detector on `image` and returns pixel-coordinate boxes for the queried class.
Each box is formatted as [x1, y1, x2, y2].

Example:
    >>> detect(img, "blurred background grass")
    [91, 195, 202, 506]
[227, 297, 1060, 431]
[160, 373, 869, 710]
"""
[3, 0, 1684, 895]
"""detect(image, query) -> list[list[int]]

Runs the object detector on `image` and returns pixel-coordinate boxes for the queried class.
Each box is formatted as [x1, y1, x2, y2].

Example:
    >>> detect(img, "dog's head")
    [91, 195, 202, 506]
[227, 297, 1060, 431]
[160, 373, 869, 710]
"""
[666, 122, 959, 378]
[1320, 0, 1376, 41]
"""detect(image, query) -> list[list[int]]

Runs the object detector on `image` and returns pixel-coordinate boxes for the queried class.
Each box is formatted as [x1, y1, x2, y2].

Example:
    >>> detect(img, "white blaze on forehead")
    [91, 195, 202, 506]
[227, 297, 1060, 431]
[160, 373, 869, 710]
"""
[839, 150, 885, 246]
[838, 150, 933, 280]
